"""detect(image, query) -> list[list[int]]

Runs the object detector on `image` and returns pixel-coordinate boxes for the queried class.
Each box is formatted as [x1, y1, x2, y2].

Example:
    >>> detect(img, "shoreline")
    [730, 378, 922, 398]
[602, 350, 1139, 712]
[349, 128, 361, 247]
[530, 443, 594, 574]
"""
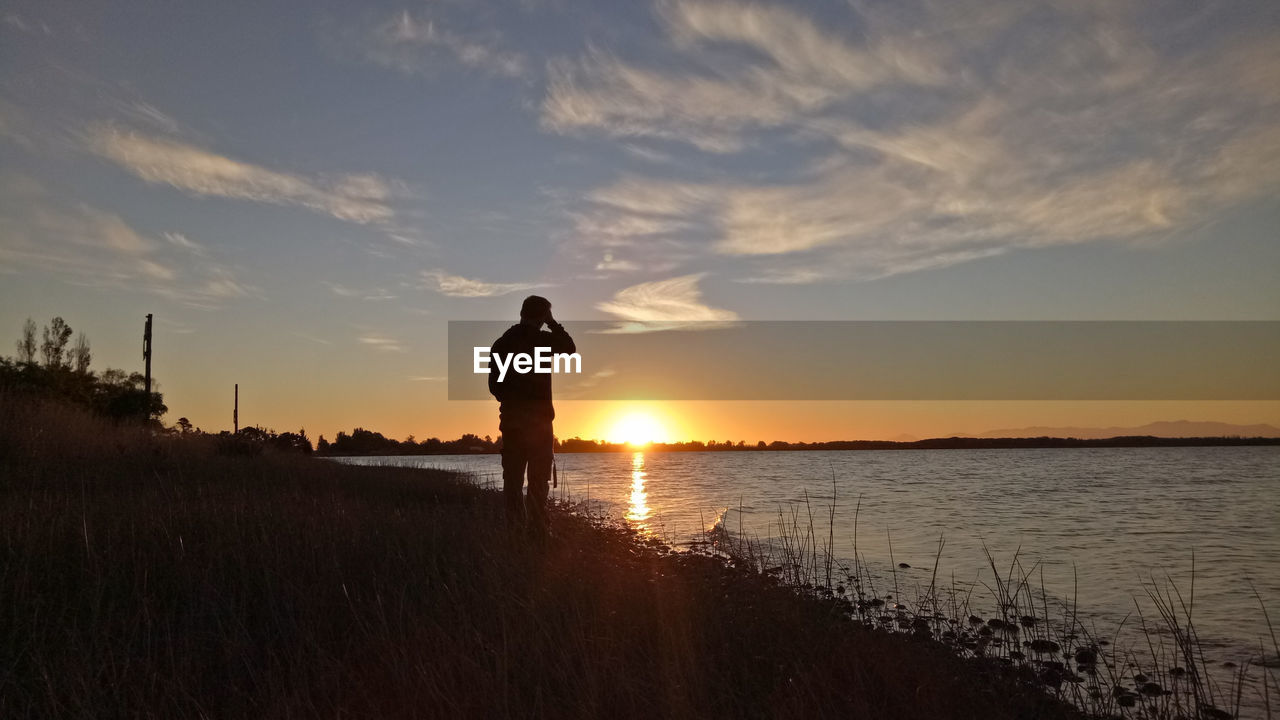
[318, 435, 1280, 459]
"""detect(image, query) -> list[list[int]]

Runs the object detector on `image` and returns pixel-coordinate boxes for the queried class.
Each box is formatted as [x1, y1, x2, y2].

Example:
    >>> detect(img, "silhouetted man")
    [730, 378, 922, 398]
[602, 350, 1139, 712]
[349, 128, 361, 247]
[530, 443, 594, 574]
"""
[489, 295, 575, 540]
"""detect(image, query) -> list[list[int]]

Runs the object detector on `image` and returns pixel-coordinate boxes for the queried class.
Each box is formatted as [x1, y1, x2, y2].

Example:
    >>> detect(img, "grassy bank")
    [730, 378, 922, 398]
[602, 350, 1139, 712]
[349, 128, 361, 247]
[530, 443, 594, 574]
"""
[0, 397, 1081, 719]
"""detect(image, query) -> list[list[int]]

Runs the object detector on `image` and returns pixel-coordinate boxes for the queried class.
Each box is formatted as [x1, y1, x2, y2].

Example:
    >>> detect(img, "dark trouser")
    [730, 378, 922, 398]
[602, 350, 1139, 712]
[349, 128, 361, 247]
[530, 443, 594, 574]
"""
[499, 418, 553, 535]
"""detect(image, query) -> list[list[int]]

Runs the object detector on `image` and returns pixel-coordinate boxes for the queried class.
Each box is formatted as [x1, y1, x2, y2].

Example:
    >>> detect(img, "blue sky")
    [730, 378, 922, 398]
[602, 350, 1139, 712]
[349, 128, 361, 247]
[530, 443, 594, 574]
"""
[2, 0, 1278, 440]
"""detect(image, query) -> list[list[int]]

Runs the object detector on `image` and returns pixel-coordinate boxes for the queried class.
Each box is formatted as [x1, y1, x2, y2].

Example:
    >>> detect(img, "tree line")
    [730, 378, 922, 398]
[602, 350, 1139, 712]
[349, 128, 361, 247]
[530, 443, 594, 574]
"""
[1, 316, 166, 422]
[318, 430, 1280, 456]
[317, 428, 497, 456]
[2, 316, 313, 454]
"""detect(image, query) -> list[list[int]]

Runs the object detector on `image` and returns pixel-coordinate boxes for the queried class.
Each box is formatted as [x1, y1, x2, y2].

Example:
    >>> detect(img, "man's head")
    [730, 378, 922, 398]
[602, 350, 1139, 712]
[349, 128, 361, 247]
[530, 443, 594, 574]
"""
[520, 295, 552, 325]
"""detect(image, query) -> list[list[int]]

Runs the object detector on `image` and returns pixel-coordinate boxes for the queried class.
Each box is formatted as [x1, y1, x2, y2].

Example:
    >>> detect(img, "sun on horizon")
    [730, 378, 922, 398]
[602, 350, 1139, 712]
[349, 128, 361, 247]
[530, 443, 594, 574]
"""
[605, 411, 668, 446]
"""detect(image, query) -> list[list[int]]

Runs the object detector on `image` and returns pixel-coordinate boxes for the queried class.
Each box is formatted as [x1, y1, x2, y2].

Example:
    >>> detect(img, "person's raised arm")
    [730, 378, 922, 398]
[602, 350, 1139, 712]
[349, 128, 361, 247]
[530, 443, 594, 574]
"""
[544, 311, 575, 355]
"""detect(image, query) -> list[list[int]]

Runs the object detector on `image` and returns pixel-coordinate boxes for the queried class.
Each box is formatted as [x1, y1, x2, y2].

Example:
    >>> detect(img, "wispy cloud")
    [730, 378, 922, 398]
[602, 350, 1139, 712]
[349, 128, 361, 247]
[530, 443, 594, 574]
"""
[734, 267, 831, 285]
[118, 101, 181, 135]
[358, 335, 407, 352]
[360, 10, 526, 79]
[422, 269, 551, 298]
[597, 273, 738, 323]
[324, 281, 360, 298]
[199, 267, 253, 299]
[542, 2, 942, 152]
[544, 0, 1280, 279]
[87, 127, 399, 225]
[3, 14, 51, 35]
[156, 316, 196, 335]
[292, 331, 332, 346]
[323, 281, 396, 301]
[594, 252, 640, 273]
[408, 375, 446, 382]
[0, 177, 256, 308]
[163, 231, 206, 257]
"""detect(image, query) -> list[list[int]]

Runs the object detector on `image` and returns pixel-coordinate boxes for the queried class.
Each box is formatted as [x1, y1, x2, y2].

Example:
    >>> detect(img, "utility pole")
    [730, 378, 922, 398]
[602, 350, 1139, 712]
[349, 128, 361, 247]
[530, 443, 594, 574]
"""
[143, 313, 153, 421]
[234, 383, 239, 434]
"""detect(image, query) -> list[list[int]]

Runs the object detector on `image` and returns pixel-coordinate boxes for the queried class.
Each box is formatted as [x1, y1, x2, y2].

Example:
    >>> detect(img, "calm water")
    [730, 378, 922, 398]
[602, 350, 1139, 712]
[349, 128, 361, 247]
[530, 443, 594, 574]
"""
[338, 447, 1280, 706]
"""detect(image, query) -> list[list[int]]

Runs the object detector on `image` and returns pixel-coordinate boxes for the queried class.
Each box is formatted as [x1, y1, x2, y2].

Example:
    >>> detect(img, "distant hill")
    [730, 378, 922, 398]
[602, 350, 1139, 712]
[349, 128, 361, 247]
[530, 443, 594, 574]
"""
[973, 420, 1280, 440]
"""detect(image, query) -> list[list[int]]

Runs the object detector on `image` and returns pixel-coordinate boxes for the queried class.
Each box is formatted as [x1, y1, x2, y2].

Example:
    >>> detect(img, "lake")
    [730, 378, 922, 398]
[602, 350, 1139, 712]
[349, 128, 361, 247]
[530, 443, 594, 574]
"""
[336, 446, 1280, 712]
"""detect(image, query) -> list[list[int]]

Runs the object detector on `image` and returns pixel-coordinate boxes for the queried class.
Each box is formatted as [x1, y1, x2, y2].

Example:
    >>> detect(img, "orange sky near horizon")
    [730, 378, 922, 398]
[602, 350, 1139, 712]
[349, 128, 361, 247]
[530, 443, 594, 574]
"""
[25, 310, 1275, 446]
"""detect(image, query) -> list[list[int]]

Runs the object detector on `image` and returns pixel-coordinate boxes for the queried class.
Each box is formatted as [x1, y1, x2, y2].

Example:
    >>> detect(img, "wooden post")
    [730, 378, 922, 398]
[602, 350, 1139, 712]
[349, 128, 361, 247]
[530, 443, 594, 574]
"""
[143, 314, 153, 421]
[234, 383, 239, 434]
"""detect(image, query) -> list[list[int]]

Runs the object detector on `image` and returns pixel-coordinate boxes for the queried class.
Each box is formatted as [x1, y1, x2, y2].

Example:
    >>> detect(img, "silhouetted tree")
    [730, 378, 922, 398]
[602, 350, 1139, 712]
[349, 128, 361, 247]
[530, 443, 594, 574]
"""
[15, 318, 37, 364]
[95, 368, 166, 421]
[272, 428, 313, 454]
[2, 317, 165, 426]
[238, 426, 269, 443]
[40, 317, 73, 369]
[320, 428, 504, 455]
[71, 332, 91, 373]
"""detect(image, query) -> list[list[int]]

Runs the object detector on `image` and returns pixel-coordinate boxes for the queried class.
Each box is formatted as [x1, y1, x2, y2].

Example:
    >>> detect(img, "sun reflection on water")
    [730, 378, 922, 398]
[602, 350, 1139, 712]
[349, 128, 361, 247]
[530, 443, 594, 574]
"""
[625, 451, 651, 531]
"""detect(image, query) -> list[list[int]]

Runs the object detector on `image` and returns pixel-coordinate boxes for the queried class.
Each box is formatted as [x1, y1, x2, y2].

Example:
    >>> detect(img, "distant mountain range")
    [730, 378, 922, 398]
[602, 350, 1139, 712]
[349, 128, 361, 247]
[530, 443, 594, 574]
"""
[969, 420, 1280, 440]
